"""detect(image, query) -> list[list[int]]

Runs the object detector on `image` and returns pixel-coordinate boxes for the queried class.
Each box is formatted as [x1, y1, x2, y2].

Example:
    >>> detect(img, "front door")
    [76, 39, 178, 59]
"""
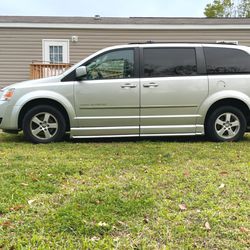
[72, 48, 140, 138]
[140, 47, 208, 135]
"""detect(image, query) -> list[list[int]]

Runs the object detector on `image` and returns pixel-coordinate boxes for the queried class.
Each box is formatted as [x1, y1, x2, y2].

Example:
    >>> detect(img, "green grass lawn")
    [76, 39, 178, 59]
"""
[0, 133, 249, 249]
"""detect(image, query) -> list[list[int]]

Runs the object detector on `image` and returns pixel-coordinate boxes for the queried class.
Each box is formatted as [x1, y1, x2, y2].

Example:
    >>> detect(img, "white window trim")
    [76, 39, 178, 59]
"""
[42, 39, 70, 63]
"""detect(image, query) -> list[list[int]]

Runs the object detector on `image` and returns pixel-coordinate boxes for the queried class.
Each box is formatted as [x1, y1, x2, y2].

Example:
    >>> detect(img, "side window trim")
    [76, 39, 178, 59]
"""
[139, 47, 144, 78]
[196, 47, 207, 75]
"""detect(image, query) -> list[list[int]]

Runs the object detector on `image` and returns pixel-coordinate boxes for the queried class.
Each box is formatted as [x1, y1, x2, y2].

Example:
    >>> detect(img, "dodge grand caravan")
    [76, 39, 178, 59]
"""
[1, 42, 250, 143]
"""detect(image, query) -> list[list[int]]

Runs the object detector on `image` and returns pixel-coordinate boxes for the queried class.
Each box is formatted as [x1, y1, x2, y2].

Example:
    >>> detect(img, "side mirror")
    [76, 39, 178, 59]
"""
[76, 66, 87, 79]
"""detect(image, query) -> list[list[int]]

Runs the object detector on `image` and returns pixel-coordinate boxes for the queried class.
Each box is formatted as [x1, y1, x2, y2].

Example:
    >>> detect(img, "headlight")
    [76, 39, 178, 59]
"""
[0, 88, 15, 101]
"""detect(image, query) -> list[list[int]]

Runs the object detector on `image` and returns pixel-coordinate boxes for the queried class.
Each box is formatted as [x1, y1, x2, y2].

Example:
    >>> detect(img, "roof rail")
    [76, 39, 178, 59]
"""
[216, 40, 239, 45]
[129, 41, 155, 44]
[129, 41, 240, 45]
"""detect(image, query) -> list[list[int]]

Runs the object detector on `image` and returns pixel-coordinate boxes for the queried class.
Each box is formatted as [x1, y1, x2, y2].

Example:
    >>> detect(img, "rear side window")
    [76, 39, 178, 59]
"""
[204, 47, 250, 74]
[143, 48, 197, 78]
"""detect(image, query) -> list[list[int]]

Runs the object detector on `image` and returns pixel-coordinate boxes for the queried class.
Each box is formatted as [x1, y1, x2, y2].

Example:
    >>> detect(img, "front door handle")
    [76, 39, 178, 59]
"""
[121, 83, 137, 89]
[143, 82, 159, 88]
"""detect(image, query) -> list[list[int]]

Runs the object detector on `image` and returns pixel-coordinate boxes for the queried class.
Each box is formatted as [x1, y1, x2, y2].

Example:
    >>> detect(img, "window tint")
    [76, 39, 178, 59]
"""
[204, 47, 250, 74]
[143, 48, 197, 78]
[85, 49, 134, 80]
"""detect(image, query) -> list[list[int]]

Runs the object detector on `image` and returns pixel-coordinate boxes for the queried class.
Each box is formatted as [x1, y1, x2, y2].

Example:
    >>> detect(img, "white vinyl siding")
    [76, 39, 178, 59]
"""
[1, 28, 250, 88]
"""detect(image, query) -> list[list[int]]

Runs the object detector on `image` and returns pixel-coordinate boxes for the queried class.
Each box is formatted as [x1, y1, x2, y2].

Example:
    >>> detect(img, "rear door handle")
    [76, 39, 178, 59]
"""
[143, 82, 159, 88]
[121, 83, 137, 89]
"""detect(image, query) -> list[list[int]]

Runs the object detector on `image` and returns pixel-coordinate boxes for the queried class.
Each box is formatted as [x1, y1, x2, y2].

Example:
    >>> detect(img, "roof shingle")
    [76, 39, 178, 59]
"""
[0, 16, 250, 25]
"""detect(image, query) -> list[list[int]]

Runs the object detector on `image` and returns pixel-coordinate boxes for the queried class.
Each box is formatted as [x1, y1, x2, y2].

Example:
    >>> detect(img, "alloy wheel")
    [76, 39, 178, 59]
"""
[30, 112, 58, 140]
[215, 112, 240, 140]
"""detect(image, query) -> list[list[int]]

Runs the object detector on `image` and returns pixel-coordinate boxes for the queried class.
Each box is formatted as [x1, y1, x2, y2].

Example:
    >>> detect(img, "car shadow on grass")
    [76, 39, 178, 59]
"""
[1, 132, 250, 144]
[70, 133, 250, 143]
[71, 135, 208, 144]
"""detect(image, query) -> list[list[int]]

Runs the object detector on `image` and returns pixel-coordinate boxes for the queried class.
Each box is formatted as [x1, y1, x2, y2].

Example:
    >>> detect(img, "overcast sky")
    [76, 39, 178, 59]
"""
[0, 0, 213, 17]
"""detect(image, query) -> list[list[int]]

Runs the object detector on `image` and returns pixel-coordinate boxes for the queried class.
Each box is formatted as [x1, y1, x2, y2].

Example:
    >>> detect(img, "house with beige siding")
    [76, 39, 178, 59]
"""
[0, 16, 250, 88]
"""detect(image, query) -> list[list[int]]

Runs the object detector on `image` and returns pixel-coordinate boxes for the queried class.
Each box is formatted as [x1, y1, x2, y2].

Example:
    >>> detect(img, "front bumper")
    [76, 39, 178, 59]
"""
[0, 101, 19, 130]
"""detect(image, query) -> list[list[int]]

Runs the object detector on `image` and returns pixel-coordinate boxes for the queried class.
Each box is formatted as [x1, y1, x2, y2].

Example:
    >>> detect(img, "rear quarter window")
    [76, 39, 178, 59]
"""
[204, 47, 250, 74]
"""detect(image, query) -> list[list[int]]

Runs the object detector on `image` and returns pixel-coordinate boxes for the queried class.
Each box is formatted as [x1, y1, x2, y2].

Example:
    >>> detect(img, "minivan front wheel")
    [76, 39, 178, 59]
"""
[22, 105, 66, 143]
[206, 106, 246, 142]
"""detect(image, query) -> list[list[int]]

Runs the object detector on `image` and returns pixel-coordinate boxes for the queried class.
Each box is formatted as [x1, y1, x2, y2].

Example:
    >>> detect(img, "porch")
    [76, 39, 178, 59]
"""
[30, 61, 71, 79]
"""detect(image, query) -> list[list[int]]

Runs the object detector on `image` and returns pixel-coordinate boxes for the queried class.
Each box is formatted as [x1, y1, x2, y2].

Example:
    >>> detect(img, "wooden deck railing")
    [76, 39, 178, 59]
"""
[30, 62, 71, 79]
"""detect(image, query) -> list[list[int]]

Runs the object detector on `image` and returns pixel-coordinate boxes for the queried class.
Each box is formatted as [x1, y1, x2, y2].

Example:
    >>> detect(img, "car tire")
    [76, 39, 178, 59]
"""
[22, 105, 66, 143]
[206, 106, 246, 142]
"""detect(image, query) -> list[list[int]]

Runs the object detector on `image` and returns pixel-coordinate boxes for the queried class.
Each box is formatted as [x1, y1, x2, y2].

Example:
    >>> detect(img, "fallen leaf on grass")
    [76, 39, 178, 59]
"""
[28, 199, 36, 205]
[31, 177, 39, 182]
[240, 227, 250, 234]
[97, 221, 109, 227]
[179, 204, 187, 211]
[184, 171, 190, 177]
[117, 221, 128, 227]
[90, 236, 100, 241]
[21, 183, 28, 186]
[0, 220, 13, 228]
[9, 205, 24, 211]
[143, 215, 149, 224]
[205, 222, 211, 230]
[95, 200, 101, 205]
[219, 171, 228, 176]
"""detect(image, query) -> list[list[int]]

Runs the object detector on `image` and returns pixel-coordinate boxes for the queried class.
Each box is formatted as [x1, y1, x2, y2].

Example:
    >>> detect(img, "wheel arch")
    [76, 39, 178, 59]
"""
[204, 98, 250, 129]
[18, 98, 71, 131]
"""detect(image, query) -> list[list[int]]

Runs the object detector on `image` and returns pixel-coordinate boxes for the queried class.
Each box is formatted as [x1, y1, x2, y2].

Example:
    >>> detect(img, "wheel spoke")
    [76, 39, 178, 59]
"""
[44, 129, 52, 139]
[32, 127, 43, 136]
[216, 119, 224, 126]
[226, 113, 231, 122]
[217, 127, 227, 137]
[32, 117, 42, 125]
[231, 120, 240, 127]
[47, 122, 58, 129]
[228, 128, 236, 137]
[44, 113, 50, 123]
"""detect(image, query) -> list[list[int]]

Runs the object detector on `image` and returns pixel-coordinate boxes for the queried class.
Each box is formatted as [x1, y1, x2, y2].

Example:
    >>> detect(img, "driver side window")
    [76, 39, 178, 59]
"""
[85, 49, 134, 80]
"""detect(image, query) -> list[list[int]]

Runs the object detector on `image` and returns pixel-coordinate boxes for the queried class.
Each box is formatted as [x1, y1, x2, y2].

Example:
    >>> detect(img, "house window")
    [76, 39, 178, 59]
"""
[49, 45, 63, 63]
[43, 39, 69, 64]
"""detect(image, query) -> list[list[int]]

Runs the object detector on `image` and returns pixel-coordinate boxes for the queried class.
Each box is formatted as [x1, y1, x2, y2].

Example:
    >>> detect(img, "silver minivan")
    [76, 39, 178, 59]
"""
[1, 42, 250, 143]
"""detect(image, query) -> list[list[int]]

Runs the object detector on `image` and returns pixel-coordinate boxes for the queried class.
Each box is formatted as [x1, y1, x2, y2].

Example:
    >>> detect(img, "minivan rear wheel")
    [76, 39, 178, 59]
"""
[206, 106, 246, 142]
[22, 105, 66, 143]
